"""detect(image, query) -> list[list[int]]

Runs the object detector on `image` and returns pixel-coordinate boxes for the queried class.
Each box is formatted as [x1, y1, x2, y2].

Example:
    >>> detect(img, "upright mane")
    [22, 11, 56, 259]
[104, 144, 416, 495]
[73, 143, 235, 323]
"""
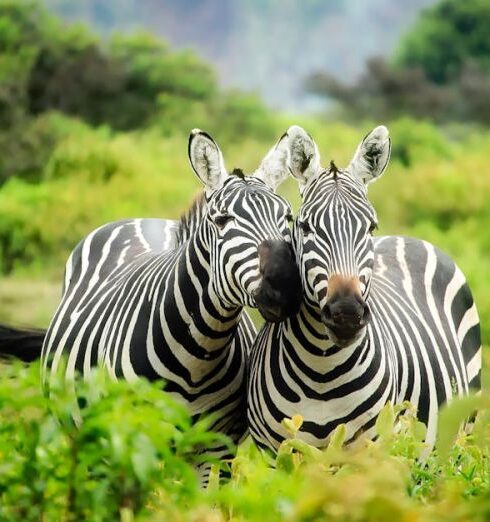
[176, 191, 207, 245]
[176, 168, 246, 245]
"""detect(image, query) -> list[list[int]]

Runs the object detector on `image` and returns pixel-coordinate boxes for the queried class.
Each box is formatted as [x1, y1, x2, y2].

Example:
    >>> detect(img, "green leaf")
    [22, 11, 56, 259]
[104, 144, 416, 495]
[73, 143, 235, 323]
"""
[375, 402, 396, 439]
[437, 394, 488, 459]
[130, 433, 157, 484]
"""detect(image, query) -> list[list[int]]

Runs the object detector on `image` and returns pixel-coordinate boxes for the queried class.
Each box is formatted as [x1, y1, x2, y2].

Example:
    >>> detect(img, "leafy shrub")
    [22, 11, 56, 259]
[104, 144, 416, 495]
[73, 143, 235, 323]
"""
[2, 334, 490, 522]
[0, 362, 225, 520]
[0, 112, 74, 184]
[0, 361, 488, 521]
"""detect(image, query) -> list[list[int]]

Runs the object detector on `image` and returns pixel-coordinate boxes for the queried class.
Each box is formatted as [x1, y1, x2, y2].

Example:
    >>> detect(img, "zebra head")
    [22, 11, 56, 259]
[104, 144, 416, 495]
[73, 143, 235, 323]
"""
[287, 125, 391, 345]
[188, 129, 302, 322]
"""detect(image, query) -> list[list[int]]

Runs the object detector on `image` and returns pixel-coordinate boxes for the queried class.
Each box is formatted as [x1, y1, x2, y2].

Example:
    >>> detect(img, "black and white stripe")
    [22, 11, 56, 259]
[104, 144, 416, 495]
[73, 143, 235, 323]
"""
[40, 130, 297, 473]
[248, 125, 481, 452]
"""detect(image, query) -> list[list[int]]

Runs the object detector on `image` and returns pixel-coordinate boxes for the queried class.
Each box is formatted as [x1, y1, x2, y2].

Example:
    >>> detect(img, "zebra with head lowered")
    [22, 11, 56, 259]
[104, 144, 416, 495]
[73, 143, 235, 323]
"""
[248, 125, 481, 452]
[1, 129, 301, 475]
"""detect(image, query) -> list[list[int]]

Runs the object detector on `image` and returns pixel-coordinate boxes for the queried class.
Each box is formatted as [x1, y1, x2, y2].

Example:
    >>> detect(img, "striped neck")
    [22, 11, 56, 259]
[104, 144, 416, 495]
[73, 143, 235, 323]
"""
[156, 220, 244, 355]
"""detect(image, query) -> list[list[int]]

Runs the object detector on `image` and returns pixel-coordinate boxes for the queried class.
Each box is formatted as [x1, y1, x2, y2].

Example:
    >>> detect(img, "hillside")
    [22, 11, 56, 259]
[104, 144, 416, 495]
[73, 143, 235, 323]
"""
[45, 0, 437, 110]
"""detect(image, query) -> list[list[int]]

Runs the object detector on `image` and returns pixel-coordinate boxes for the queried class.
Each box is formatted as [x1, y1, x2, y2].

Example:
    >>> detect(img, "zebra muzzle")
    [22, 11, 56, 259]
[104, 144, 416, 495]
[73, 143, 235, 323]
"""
[321, 295, 370, 344]
[254, 239, 302, 322]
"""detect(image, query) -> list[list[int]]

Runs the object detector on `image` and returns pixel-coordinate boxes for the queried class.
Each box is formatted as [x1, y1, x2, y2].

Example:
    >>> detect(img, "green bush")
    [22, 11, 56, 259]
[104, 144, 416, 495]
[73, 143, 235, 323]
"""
[0, 362, 226, 520]
[0, 362, 488, 521]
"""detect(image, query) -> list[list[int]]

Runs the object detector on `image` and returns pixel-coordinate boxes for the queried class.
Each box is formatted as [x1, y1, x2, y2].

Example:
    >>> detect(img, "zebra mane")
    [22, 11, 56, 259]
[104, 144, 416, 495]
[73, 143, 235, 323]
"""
[176, 169, 247, 244]
[231, 168, 246, 180]
[176, 191, 207, 244]
[329, 160, 339, 180]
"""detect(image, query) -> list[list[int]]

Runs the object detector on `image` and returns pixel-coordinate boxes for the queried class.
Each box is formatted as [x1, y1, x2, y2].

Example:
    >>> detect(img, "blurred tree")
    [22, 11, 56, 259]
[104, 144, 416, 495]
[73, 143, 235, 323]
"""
[306, 0, 490, 125]
[306, 57, 451, 122]
[0, 0, 277, 185]
[395, 0, 490, 84]
[0, 0, 218, 133]
[109, 32, 217, 129]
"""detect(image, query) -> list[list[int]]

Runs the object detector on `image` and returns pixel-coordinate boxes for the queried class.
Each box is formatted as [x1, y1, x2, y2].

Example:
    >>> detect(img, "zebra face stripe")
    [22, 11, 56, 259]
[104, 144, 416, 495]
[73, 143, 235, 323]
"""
[294, 170, 376, 339]
[205, 177, 299, 320]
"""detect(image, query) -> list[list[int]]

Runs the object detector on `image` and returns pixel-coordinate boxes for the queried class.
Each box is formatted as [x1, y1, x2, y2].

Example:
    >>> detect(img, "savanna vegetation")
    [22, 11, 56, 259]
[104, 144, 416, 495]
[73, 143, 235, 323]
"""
[0, 0, 488, 520]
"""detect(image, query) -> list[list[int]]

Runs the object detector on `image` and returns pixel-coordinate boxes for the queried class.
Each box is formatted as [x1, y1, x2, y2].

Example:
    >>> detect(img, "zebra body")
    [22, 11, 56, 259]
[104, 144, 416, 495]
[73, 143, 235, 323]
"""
[40, 130, 299, 462]
[43, 217, 255, 442]
[248, 126, 481, 452]
[248, 235, 480, 450]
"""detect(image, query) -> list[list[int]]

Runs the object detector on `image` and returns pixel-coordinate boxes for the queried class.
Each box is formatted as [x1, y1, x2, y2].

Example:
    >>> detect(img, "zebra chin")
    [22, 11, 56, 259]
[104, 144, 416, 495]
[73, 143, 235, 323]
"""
[323, 324, 368, 348]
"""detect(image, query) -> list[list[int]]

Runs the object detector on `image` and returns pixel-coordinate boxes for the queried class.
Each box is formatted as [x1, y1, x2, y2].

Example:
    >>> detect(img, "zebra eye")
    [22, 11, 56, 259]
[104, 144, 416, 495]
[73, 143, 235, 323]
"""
[299, 220, 312, 234]
[286, 213, 293, 223]
[369, 222, 378, 235]
[214, 214, 233, 229]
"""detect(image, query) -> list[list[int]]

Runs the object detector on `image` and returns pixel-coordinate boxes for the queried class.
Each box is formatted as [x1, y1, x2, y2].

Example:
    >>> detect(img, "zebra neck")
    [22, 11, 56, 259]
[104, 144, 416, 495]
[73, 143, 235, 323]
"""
[157, 234, 243, 354]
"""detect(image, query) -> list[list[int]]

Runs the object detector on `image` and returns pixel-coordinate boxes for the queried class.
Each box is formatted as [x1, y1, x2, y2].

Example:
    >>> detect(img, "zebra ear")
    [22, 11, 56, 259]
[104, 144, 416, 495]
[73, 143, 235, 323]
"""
[348, 125, 391, 184]
[252, 131, 291, 190]
[188, 129, 228, 193]
[284, 125, 321, 190]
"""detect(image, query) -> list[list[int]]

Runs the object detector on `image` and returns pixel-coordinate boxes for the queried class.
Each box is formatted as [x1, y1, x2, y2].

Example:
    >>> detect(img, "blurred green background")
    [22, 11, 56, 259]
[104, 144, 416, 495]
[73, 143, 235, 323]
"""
[0, 0, 489, 347]
[1, 2, 490, 519]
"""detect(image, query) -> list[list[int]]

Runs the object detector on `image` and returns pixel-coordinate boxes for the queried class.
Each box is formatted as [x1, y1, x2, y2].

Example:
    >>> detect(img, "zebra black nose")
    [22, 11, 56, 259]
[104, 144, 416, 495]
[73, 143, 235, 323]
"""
[322, 296, 370, 342]
[254, 240, 302, 322]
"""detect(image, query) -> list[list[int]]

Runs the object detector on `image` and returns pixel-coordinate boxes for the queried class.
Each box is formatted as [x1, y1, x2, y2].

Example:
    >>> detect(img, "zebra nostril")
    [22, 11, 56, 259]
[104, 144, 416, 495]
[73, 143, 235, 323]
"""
[323, 297, 370, 328]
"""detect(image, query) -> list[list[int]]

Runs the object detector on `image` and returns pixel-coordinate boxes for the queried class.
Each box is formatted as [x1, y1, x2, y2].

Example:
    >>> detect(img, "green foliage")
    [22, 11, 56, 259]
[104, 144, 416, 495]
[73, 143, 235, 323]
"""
[0, 111, 74, 183]
[396, 0, 490, 84]
[0, 364, 489, 521]
[154, 90, 277, 141]
[0, 362, 227, 521]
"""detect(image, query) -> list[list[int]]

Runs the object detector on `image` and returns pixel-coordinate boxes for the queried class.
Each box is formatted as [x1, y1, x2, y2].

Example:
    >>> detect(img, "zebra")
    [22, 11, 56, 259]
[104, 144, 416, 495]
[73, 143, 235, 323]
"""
[248, 125, 481, 453]
[1, 129, 302, 473]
